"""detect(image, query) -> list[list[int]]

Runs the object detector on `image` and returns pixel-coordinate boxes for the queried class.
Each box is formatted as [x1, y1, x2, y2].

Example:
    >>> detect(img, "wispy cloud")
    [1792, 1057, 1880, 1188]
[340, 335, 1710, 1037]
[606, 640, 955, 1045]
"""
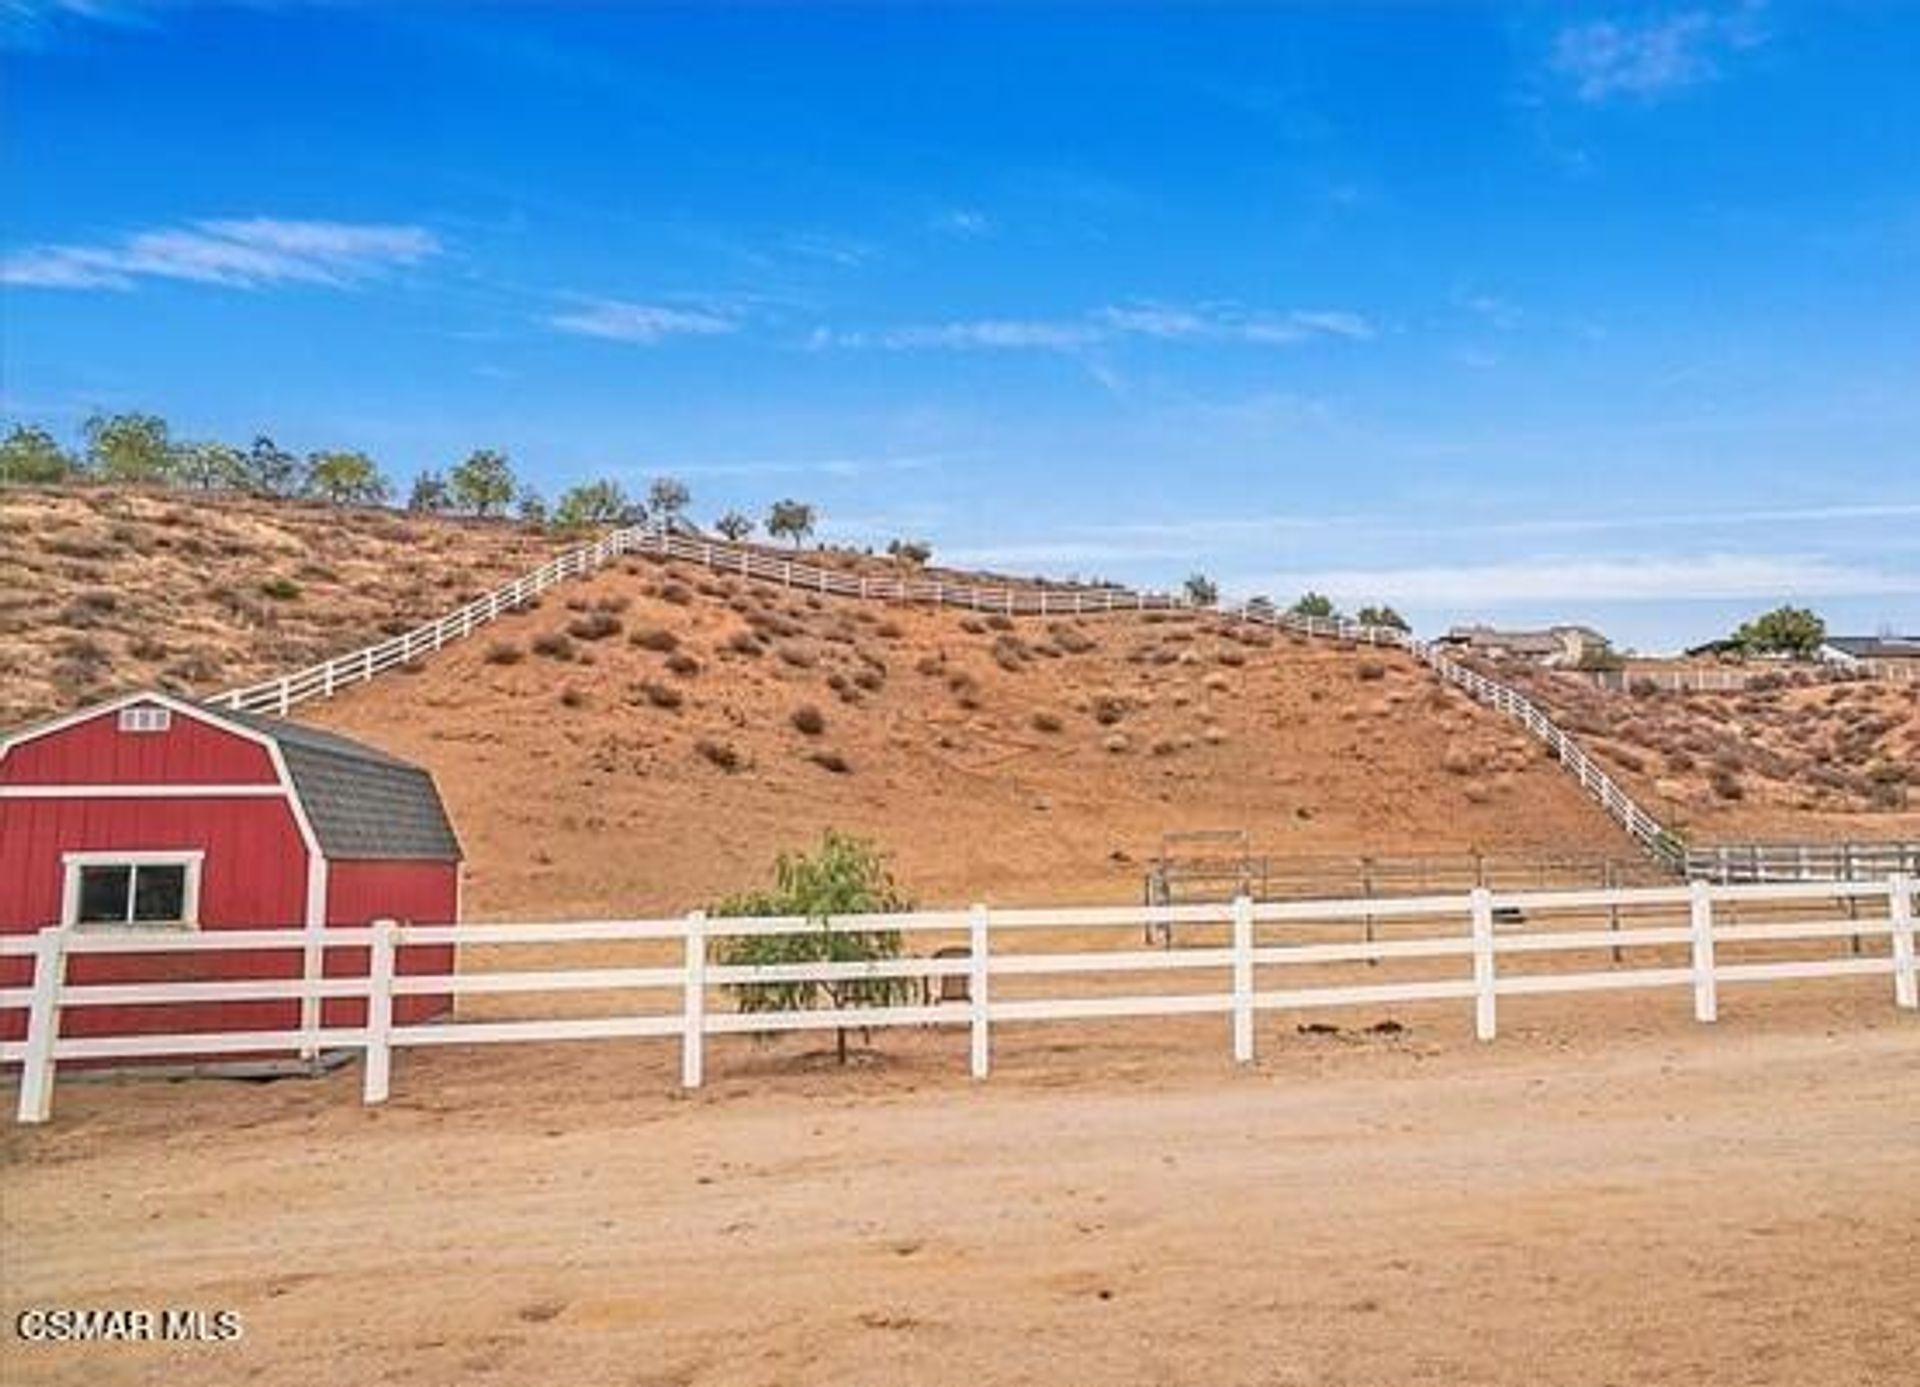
[667, 453, 950, 480]
[1, 217, 440, 290]
[1552, 3, 1770, 103]
[547, 298, 738, 344]
[814, 301, 1374, 353]
[1230, 553, 1920, 607]
[930, 208, 994, 238]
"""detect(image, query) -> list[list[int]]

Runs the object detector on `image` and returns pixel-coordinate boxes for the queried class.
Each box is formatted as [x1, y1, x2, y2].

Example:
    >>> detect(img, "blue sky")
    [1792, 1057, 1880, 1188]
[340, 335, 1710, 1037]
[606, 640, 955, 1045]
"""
[3, 1, 1917, 650]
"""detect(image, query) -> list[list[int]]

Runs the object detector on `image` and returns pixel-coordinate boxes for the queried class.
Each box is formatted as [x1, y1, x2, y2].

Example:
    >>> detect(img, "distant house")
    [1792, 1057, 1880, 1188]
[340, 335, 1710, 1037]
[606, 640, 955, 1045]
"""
[1818, 635, 1920, 665]
[1818, 635, 1920, 681]
[1439, 623, 1611, 668]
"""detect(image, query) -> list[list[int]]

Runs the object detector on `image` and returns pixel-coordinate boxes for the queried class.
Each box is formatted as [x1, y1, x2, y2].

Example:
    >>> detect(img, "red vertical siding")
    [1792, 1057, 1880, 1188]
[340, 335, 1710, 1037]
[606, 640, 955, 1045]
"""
[325, 861, 460, 1025]
[1, 709, 279, 786]
[0, 794, 313, 1044]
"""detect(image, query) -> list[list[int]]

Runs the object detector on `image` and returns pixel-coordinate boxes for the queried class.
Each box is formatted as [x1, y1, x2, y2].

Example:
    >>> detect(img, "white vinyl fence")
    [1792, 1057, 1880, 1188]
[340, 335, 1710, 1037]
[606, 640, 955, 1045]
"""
[6, 877, 1912, 1124]
[207, 524, 1679, 862]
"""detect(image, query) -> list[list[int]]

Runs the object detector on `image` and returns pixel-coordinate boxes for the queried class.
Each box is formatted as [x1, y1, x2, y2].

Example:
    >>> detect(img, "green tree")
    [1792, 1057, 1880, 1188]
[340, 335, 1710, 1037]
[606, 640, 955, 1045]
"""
[552, 478, 638, 528]
[1356, 604, 1409, 632]
[0, 424, 77, 485]
[1732, 605, 1826, 659]
[515, 485, 548, 525]
[766, 498, 816, 547]
[176, 440, 246, 491]
[449, 448, 516, 517]
[1290, 591, 1340, 621]
[887, 538, 933, 566]
[241, 436, 306, 497]
[647, 475, 691, 524]
[714, 510, 753, 542]
[82, 411, 176, 484]
[1183, 573, 1219, 607]
[305, 451, 391, 506]
[408, 470, 451, 513]
[710, 831, 918, 1065]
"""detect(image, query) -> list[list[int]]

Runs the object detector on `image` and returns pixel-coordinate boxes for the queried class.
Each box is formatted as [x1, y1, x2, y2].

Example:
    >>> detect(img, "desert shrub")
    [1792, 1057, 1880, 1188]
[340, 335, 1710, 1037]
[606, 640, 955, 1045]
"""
[665, 651, 702, 677]
[633, 680, 683, 709]
[959, 617, 987, 635]
[1049, 623, 1096, 654]
[914, 654, 945, 677]
[1708, 767, 1744, 800]
[1217, 648, 1247, 668]
[1441, 744, 1480, 776]
[876, 620, 904, 639]
[1202, 725, 1227, 745]
[791, 704, 827, 735]
[73, 589, 118, 614]
[695, 738, 746, 772]
[1092, 694, 1127, 726]
[484, 641, 524, 666]
[725, 630, 764, 657]
[991, 635, 1028, 672]
[630, 626, 680, 652]
[1102, 732, 1130, 754]
[709, 831, 912, 1064]
[1150, 738, 1179, 757]
[777, 643, 817, 669]
[127, 635, 168, 662]
[1031, 711, 1064, 733]
[559, 687, 587, 709]
[260, 577, 302, 601]
[531, 631, 576, 661]
[594, 594, 632, 614]
[1355, 660, 1385, 681]
[808, 749, 852, 774]
[1867, 764, 1909, 810]
[984, 613, 1013, 631]
[946, 670, 981, 709]
[660, 582, 693, 606]
[567, 610, 623, 641]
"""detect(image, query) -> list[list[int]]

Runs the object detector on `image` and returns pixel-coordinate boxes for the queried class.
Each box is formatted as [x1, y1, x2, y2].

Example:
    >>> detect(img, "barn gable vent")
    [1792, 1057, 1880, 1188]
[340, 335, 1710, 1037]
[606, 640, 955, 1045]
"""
[118, 706, 172, 734]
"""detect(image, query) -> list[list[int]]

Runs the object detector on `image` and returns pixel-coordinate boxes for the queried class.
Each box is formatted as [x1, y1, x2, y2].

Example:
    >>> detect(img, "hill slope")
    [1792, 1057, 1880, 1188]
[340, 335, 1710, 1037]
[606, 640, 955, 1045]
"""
[0, 487, 565, 727]
[1481, 661, 1919, 842]
[299, 552, 1636, 915]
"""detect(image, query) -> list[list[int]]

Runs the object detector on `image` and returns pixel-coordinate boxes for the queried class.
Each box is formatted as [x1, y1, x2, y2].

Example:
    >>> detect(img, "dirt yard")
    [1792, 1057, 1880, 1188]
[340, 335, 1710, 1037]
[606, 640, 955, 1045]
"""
[5, 983, 1915, 1387]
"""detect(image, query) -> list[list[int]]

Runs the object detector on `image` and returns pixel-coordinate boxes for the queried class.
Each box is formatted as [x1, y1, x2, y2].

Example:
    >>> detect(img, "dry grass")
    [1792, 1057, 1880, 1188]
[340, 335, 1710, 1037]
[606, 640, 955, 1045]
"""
[0, 486, 565, 726]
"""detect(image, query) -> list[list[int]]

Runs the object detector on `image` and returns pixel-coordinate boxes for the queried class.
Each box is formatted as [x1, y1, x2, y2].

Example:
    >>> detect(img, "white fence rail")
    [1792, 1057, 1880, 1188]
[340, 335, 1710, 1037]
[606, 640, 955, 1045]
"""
[208, 524, 1678, 861]
[1687, 842, 1920, 884]
[5, 877, 1912, 1123]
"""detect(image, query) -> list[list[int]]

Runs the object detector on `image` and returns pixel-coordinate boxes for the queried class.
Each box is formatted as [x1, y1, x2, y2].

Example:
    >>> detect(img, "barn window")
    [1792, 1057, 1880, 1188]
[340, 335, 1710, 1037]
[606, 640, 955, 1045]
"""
[62, 853, 203, 930]
[117, 706, 172, 734]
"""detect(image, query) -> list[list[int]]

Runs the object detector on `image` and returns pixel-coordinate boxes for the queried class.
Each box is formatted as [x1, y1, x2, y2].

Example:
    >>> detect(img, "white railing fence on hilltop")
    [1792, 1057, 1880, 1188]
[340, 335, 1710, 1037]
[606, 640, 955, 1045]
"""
[5, 876, 1913, 1123]
[210, 525, 1680, 863]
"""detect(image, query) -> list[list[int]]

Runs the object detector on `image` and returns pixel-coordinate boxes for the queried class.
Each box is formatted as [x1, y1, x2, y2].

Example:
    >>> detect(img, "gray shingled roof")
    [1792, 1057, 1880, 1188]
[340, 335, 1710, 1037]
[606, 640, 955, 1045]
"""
[219, 708, 463, 862]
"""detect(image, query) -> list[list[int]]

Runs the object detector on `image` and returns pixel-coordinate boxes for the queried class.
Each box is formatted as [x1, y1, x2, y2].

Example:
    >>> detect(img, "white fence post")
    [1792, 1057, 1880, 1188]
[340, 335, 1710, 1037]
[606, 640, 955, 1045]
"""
[1232, 894, 1255, 1063]
[969, 904, 991, 1079]
[682, 910, 707, 1089]
[1689, 881, 1718, 1023]
[1470, 887, 1497, 1041]
[362, 918, 398, 1105]
[16, 926, 71, 1125]
[1890, 874, 1916, 1011]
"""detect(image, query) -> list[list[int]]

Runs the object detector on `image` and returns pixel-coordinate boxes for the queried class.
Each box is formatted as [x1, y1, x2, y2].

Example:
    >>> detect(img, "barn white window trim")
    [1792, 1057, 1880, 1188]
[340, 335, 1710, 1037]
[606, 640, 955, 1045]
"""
[117, 706, 172, 734]
[60, 851, 205, 932]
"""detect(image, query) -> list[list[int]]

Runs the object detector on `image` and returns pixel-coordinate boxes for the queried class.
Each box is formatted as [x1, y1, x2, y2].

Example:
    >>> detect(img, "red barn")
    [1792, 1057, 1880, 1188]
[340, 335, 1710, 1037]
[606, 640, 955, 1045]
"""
[1, 691, 461, 1063]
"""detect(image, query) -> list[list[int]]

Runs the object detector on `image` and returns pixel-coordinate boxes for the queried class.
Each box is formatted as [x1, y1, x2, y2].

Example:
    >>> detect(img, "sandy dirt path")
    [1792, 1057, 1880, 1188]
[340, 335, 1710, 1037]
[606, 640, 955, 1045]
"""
[3, 989, 1917, 1386]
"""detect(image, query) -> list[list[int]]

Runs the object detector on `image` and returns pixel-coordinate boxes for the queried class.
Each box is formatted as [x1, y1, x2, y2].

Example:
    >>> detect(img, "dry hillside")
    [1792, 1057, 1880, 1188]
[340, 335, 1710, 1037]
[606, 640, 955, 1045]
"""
[300, 552, 1635, 915]
[1482, 661, 1919, 841]
[0, 487, 565, 728]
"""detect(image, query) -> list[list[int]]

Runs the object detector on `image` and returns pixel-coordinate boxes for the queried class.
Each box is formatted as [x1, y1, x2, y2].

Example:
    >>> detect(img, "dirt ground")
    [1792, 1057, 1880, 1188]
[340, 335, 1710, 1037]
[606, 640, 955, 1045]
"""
[4, 982, 1915, 1387]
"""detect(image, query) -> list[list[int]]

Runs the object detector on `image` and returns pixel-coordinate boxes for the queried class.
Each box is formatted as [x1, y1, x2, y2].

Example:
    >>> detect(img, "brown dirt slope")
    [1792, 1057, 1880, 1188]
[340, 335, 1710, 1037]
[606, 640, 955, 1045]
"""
[1484, 662, 1919, 842]
[301, 552, 1637, 915]
[0, 487, 566, 728]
